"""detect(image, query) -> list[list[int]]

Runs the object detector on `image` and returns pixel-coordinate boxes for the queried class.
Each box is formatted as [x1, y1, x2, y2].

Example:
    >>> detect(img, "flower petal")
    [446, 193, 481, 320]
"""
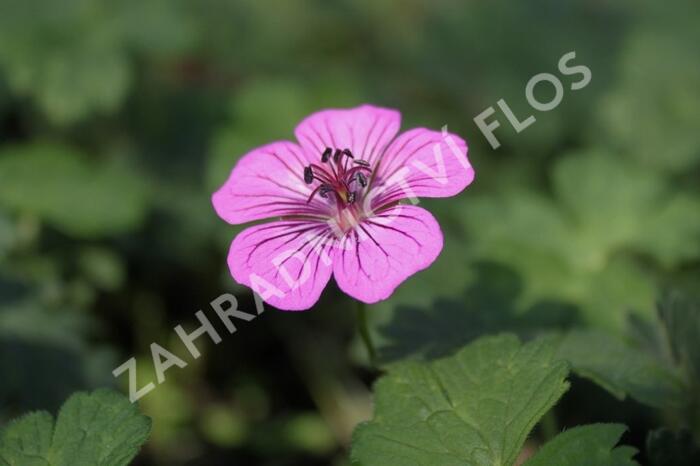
[228, 220, 335, 311]
[332, 205, 443, 304]
[212, 141, 330, 224]
[371, 128, 474, 205]
[294, 104, 401, 163]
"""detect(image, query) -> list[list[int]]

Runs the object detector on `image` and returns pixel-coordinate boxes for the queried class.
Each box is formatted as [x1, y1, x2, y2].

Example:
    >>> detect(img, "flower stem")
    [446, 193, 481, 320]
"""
[355, 301, 376, 365]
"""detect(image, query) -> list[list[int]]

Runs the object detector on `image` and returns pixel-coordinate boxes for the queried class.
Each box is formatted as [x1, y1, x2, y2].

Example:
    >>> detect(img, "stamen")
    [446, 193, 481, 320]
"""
[304, 166, 314, 184]
[304, 147, 375, 209]
[321, 147, 332, 163]
[320, 187, 330, 198]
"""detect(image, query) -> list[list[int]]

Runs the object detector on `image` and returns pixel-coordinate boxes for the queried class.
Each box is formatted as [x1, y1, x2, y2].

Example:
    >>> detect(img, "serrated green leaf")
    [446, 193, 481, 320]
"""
[555, 330, 685, 409]
[0, 144, 147, 237]
[0, 389, 151, 466]
[524, 424, 637, 466]
[351, 335, 570, 466]
[0, 412, 53, 466]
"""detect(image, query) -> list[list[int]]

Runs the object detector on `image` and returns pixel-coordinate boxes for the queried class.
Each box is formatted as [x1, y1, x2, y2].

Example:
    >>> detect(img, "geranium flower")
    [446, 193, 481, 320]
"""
[212, 105, 474, 310]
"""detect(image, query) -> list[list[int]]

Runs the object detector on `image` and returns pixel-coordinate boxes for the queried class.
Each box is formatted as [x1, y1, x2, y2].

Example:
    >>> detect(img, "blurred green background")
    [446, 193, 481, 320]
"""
[0, 0, 699, 465]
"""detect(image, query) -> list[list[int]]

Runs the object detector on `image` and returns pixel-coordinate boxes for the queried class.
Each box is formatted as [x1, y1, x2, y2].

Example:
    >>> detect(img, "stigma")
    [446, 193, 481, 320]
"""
[303, 147, 372, 209]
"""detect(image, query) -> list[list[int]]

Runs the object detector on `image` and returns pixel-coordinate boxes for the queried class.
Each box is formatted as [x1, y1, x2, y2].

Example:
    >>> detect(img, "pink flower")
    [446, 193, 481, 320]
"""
[212, 105, 474, 310]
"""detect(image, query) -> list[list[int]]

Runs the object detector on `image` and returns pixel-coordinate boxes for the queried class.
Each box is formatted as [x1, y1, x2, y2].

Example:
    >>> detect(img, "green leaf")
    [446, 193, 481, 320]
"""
[0, 144, 147, 237]
[0, 412, 53, 466]
[351, 335, 570, 466]
[555, 330, 685, 409]
[377, 262, 579, 365]
[0, 389, 151, 466]
[524, 424, 637, 466]
[461, 150, 700, 329]
[552, 150, 700, 268]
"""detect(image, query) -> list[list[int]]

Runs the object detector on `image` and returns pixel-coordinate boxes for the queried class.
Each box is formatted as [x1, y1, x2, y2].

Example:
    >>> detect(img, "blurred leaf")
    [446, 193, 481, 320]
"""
[199, 404, 247, 448]
[658, 292, 700, 384]
[377, 262, 579, 364]
[0, 389, 151, 466]
[283, 413, 336, 456]
[0, 275, 29, 307]
[0, 144, 147, 237]
[0, 214, 15, 261]
[553, 150, 700, 267]
[0, 0, 129, 125]
[595, 3, 700, 172]
[78, 247, 125, 291]
[351, 335, 570, 466]
[646, 428, 700, 466]
[114, 0, 194, 55]
[462, 149, 700, 328]
[0, 0, 192, 125]
[555, 330, 685, 409]
[0, 302, 117, 411]
[524, 424, 637, 466]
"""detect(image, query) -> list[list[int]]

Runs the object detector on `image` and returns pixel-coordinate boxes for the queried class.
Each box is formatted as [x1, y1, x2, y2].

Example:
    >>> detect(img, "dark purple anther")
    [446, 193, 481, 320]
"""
[304, 166, 314, 184]
[319, 185, 332, 198]
[356, 172, 367, 187]
[354, 159, 370, 167]
[321, 147, 332, 163]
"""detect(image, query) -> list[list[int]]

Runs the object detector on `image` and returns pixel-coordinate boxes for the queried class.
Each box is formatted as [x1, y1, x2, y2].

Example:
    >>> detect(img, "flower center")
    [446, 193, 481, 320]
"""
[303, 147, 372, 213]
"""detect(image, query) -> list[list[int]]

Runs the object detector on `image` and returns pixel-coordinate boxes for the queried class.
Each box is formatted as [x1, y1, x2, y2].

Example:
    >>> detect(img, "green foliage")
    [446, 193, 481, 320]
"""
[0, 144, 147, 237]
[658, 292, 700, 385]
[351, 335, 637, 466]
[1, 0, 699, 464]
[377, 262, 579, 364]
[555, 330, 685, 409]
[0, 300, 117, 411]
[0, 0, 192, 125]
[595, 1, 700, 173]
[523, 424, 637, 466]
[646, 428, 700, 466]
[0, 389, 151, 466]
[461, 150, 700, 328]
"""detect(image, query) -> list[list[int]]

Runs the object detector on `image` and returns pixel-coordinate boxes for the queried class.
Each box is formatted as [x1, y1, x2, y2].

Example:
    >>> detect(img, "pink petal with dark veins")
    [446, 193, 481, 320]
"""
[371, 128, 474, 207]
[227, 220, 336, 311]
[212, 141, 330, 224]
[294, 104, 401, 164]
[331, 205, 443, 304]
